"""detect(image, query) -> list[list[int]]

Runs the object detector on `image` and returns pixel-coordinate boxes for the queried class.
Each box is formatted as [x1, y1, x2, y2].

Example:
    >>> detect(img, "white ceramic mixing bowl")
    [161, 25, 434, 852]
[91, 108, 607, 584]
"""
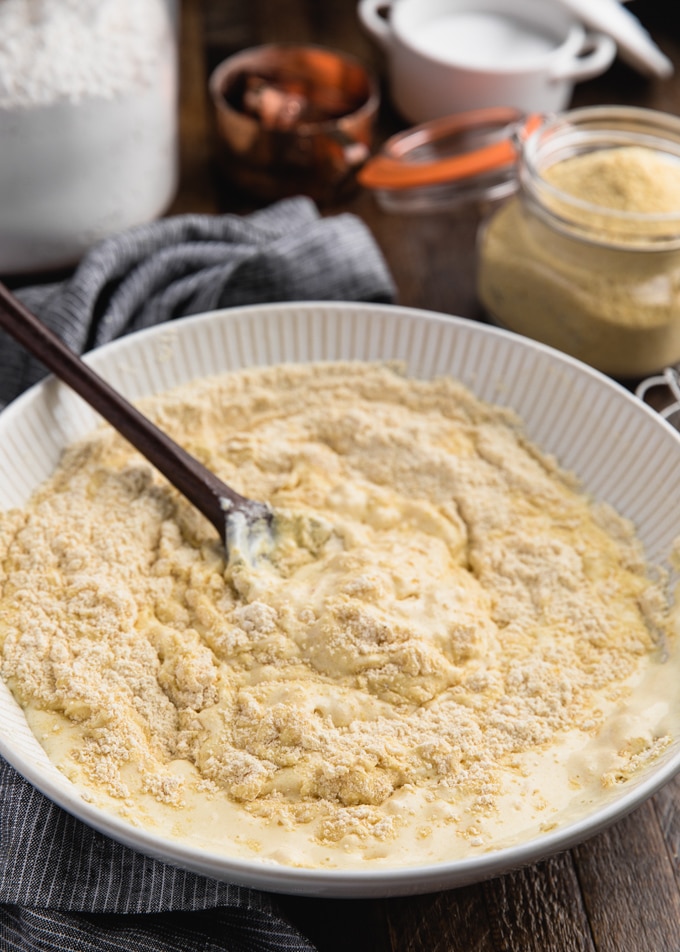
[0, 302, 678, 896]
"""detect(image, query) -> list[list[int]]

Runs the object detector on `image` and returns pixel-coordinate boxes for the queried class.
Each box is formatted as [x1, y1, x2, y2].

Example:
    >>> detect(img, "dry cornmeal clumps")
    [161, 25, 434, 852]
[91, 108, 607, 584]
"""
[0, 362, 675, 865]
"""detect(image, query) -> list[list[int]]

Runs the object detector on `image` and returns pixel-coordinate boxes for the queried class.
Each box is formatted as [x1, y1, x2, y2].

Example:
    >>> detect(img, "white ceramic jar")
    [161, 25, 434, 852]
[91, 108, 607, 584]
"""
[0, 0, 178, 275]
[358, 0, 616, 123]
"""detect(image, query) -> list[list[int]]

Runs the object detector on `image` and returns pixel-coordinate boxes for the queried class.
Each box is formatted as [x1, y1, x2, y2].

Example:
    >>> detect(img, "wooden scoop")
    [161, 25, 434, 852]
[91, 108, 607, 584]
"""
[0, 282, 272, 557]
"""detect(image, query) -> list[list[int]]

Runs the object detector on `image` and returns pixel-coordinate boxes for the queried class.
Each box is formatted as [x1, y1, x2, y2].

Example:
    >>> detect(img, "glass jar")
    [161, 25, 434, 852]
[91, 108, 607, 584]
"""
[0, 0, 178, 276]
[477, 106, 680, 379]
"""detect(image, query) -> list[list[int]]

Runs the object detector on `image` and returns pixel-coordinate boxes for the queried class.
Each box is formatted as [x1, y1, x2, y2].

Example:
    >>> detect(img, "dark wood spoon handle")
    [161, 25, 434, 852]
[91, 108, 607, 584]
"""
[0, 281, 256, 543]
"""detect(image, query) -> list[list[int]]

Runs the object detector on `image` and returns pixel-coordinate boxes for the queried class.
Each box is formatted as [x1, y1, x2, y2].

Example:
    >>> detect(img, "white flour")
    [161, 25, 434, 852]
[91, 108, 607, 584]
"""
[0, 0, 178, 273]
[411, 12, 558, 68]
[0, 0, 169, 107]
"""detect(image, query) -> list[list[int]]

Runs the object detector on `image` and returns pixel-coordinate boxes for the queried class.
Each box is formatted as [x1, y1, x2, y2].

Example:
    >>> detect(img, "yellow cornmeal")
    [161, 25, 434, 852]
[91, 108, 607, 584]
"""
[0, 362, 676, 868]
[544, 145, 680, 215]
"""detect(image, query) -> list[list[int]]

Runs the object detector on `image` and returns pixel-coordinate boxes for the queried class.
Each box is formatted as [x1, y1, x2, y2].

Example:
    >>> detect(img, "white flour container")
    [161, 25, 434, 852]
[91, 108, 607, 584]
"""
[0, 0, 178, 275]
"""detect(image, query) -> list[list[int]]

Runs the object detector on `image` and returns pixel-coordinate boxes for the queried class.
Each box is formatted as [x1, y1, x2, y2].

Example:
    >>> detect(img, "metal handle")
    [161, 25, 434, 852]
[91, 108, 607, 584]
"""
[636, 368, 680, 428]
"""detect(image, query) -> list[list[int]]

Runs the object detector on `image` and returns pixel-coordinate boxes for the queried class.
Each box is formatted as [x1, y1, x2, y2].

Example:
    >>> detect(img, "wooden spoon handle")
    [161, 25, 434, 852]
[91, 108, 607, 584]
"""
[0, 282, 251, 541]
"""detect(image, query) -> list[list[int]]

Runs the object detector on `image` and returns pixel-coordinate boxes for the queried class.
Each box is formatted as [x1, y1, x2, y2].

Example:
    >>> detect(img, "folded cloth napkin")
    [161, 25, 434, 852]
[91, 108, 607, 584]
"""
[0, 197, 396, 951]
[1, 195, 396, 409]
[0, 759, 317, 951]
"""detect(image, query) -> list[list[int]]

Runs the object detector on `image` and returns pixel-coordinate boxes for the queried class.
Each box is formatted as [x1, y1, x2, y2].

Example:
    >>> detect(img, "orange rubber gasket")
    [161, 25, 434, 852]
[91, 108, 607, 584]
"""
[359, 109, 543, 191]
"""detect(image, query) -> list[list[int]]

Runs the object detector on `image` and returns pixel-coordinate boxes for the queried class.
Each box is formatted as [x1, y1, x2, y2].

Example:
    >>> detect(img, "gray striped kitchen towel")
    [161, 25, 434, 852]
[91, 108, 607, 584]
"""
[0, 196, 395, 951]
[2, 195, 395, 409]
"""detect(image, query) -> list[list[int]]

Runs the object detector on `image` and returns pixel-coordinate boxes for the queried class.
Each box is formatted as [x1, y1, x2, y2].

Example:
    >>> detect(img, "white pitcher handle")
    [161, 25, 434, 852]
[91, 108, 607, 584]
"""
[549, 32, 617, 83]
[358, 0, 394, 48]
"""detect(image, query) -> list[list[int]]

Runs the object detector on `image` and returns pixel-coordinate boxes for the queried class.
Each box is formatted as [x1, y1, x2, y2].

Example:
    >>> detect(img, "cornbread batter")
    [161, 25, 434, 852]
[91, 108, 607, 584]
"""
[0, 362, 676, 868]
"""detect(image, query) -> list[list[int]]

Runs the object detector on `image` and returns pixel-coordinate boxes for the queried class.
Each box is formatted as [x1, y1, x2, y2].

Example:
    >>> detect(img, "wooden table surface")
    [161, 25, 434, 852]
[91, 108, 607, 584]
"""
[172, 3, 680, 950]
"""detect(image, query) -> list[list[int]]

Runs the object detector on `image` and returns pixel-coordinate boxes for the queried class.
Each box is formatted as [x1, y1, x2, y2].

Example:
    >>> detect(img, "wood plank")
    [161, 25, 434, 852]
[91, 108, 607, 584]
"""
[376, 855, 594, 952]
[383, 884, 494, 952]
[293, 0, 379, 63]
[573, 799, 680, 952]
[280, 896, 390, 952]
[481, 854, 595, 952]
[201, 1, 254, 62]
[255, 0, 314, 45]
[199, 0, 312, 47]
[167, 0, 219, 215]
[651, 774, 680, 891]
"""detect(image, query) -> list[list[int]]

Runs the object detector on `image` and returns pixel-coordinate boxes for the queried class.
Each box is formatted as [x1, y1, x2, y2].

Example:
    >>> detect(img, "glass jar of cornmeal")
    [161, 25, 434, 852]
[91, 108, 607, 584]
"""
[477, 106, 680, 379]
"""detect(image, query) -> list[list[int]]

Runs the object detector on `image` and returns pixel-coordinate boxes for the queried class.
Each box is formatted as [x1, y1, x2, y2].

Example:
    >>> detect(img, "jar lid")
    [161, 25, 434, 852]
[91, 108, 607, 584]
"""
[358, 108, 541, 212]
[554, 0, 672, 79]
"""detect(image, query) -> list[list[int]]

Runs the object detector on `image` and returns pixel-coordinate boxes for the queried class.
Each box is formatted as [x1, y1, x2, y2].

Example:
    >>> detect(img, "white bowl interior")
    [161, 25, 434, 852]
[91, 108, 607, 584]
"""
[1, 301, 679, 896]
